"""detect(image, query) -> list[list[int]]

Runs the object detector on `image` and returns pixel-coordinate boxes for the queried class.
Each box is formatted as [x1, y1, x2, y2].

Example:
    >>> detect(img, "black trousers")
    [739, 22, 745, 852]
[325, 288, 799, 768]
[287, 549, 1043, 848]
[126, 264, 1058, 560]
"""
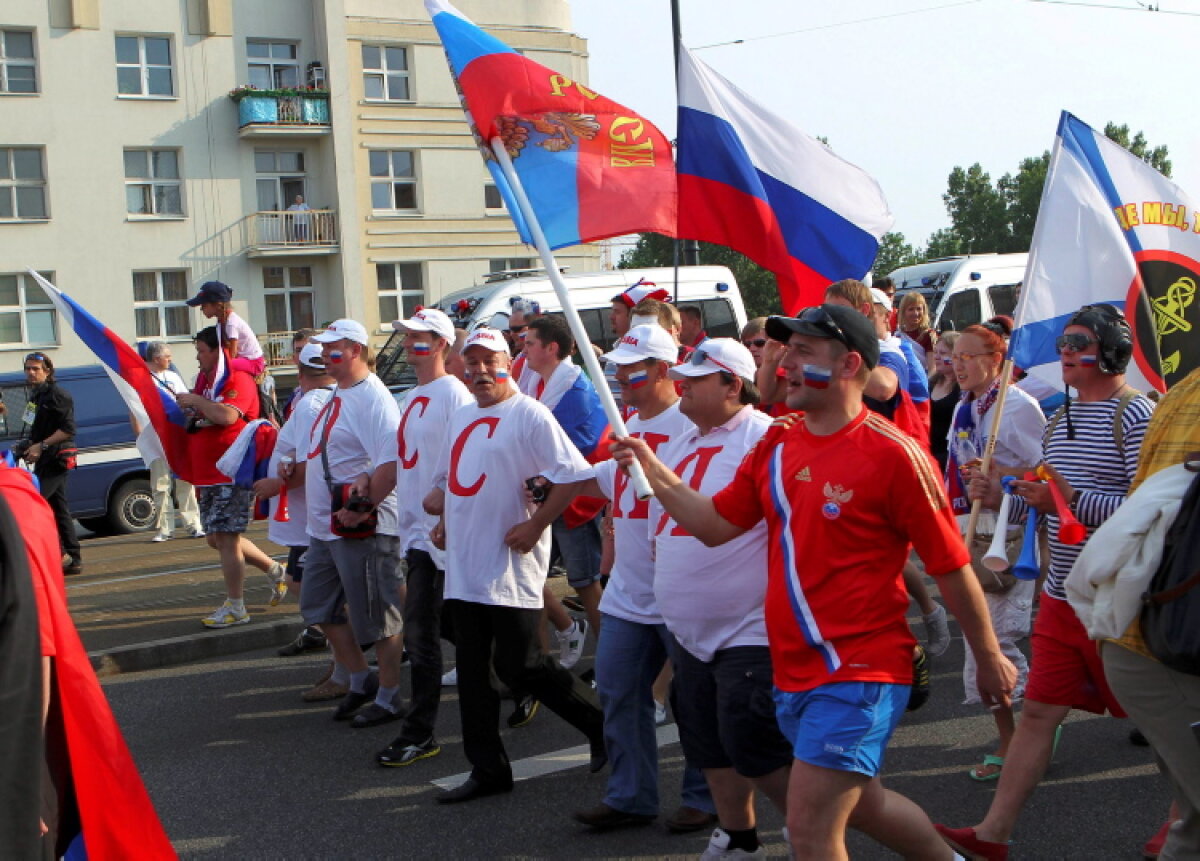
[35, 470, 79, 566]
[395, 550, 444, 745]
[447, 598, 603, 786]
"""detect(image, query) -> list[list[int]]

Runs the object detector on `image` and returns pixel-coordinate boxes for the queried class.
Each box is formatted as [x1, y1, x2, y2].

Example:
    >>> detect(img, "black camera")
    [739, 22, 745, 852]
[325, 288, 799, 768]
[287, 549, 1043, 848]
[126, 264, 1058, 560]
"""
[525, 476, 551, 504]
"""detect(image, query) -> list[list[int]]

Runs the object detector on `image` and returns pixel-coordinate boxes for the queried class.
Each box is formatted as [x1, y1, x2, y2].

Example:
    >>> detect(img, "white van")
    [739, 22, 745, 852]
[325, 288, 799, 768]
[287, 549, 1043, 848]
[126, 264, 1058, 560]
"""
[888, 253, 1028, 332]
[375, 265, 747, 391]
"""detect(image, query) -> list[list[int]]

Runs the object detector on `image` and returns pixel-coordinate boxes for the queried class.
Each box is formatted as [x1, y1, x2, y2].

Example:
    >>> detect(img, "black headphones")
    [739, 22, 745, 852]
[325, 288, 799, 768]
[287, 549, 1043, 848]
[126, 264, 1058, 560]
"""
[1067, 303, 1132, 375]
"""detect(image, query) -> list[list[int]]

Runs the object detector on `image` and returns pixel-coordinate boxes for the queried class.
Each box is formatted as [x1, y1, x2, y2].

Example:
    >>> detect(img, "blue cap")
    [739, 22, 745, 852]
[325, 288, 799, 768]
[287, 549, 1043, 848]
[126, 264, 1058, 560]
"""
[186, 280, 233, 306]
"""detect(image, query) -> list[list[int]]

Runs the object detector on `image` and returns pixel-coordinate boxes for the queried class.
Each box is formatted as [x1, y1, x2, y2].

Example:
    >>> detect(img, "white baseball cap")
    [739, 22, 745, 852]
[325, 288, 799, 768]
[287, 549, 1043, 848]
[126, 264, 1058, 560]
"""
[393, 307, 455, 341]
[461, 327, 509, 354]
[668, 337, 756, 381]
[312, 319, 369, 345]
[298, 342, 325, 368]
[868, 287, 892, 310]
[602, 324, 678, 365]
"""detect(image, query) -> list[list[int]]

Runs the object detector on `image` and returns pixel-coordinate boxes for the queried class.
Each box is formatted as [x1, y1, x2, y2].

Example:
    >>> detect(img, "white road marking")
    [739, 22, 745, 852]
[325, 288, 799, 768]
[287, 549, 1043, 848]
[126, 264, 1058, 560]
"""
[430, 723, 680, 790]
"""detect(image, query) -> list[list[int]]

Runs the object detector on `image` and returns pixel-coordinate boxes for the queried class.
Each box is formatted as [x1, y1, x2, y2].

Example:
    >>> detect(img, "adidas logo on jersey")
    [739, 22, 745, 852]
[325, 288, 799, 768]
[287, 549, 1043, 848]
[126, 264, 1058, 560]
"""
[794, 466, 811, 482]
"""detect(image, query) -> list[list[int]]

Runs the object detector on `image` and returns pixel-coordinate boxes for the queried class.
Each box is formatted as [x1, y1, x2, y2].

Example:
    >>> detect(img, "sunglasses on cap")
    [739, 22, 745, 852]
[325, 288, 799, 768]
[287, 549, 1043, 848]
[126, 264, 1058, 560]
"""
[25, 352, 48, 363]
[689, 348, 737, 375]
[742, 338, 767, 348]
[797, 307, 851, 350]
[1055, 333, 1099, 353]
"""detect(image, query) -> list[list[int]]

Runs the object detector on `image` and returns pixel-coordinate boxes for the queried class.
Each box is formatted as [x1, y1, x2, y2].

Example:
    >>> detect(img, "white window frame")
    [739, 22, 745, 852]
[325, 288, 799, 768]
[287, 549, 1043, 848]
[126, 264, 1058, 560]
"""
[0, 146, 48, 221]
[375, 263, 424, 327]
[132, 270, 191, 340]
[262, 265, 315, 333]
[247, 40, 300, 90]
[0, 29, 37, 94]
[369, 150, 418, 213]
[115, 34, 174, 98]
[124, 148, 183, 217]
[361, 44, 411, 102]
[0, 270, 57, 347]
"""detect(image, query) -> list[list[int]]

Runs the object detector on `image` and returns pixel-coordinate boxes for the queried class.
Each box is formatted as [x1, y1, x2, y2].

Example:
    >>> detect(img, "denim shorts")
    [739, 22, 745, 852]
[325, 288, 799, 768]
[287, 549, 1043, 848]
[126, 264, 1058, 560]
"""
[551, 513, 604, 589]
[774, 682, 909, 777]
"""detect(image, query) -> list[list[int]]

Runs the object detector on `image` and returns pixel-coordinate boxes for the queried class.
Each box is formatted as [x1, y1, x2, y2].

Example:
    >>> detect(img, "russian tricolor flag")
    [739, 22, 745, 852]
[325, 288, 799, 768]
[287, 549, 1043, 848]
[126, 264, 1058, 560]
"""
[676, 48, 893, 314]
[217, 419, 278, 518]
[426, 0, 676, 250]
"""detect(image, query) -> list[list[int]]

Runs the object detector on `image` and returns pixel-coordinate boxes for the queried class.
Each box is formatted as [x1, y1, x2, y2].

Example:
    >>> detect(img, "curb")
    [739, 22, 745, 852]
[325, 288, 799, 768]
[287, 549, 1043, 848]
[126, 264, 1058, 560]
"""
[89, 615, 305, 677]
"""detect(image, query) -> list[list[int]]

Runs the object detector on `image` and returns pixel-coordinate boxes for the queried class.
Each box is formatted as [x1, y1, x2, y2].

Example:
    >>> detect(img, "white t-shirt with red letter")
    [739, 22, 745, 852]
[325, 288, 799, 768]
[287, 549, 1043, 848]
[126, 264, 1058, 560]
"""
[652, 405, 772, 661]
[592, 402, 693, 626]
[435, 393, 594, 609]
[303, 373, 401, 541]
[395, 374, 473, 568]
[269, 385, 333, 547]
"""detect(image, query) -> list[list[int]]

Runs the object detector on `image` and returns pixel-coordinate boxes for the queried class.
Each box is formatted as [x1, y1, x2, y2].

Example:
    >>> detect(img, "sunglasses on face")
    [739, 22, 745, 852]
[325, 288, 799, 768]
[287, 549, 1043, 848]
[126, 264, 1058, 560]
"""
[796, 307, 852, 350]
[951, 351, 996, 362]
[1055, 333, 1099, 353]
[742, 338, 767, 348]
[509, 325, 527, 334]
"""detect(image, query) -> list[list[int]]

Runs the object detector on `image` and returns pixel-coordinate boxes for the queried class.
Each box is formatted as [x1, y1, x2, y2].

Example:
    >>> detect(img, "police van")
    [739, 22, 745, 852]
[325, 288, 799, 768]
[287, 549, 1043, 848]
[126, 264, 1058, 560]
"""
[888, 253, 1028, 332]
[0, 365, 155, 533]
[376, 266, 747, 388]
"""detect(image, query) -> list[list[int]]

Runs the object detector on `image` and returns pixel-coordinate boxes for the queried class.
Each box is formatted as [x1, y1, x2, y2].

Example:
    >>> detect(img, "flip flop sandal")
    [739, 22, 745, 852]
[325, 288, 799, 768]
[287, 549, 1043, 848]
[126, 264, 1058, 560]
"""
[969, 754, 1005, 781]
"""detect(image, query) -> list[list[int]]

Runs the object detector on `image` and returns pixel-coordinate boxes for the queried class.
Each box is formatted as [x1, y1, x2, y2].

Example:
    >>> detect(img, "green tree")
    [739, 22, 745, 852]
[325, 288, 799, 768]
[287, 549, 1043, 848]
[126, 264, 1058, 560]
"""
[619, 234, 782, 318]
[873, 231, 919, 277]
[923, 227, 963, 259]
[942, 163, 1011, 253]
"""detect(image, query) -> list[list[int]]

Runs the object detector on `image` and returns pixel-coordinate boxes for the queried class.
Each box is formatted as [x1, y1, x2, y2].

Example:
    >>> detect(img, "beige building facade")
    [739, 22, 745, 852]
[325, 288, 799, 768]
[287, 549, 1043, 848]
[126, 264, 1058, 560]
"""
[0, 0, 599, 377]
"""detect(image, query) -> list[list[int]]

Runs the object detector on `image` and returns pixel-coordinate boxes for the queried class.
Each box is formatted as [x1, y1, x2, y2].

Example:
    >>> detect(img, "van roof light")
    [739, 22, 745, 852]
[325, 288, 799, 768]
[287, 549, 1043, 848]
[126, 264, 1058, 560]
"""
[970, 272, 982, 281]
[715, 282, 729, 292]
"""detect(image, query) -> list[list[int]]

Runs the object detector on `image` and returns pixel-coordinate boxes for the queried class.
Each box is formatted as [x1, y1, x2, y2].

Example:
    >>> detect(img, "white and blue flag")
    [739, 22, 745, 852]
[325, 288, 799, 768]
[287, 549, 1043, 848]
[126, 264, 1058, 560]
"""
[1011, 112, 1199, 394]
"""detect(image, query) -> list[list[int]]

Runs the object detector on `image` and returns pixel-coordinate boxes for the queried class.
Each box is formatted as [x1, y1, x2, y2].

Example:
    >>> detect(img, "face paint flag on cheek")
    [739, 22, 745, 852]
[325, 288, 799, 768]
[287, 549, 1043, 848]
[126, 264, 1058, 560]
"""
[628, 369, 649, 389]
[411, 342, 431, 356]
[494, 369, 510, 382]
[329, 350, 344, 364]
[802, 364, 832, 389]
[1079, 355, 1098, 366]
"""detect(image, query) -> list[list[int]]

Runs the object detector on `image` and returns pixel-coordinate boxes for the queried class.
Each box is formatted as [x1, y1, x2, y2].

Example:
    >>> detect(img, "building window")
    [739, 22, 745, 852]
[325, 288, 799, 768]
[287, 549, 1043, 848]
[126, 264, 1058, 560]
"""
[489, 257, 534, 273]
[0, 271, 56, 345]
[0, 29, 36, 94]
[124, 149, 182, 216]
[115, 35, 173, 97]
[0, 147, 47, 220]
[247, 40, 299, 89]
[132, 270, 190, 339]
[376, 263, 423, 324]
[361, 45, 410, 101]
[369, 151, 416, 211]
[263, 266, 314, 332]
[484, 183, 504, 210]
[254, 150, 305, 212]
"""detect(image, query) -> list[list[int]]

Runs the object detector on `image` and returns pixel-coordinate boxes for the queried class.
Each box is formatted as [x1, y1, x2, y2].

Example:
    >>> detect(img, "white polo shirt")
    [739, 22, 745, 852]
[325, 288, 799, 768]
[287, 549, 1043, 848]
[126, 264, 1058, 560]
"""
[303, 373, 401, 541]
[395, 374, 473, 568]
[651, 405, 772, 661]
[435, 392, 593, 609]
[592, 401, 693, 626]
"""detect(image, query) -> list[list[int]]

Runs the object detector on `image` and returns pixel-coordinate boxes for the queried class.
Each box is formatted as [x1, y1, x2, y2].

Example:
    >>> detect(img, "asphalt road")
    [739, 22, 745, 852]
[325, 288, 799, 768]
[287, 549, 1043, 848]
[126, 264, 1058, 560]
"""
[101, 620, 1171, 859]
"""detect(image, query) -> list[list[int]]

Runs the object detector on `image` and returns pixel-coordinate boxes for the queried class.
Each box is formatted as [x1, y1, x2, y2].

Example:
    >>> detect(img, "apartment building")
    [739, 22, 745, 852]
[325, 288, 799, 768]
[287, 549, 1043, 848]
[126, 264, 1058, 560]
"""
[0, 0, 599, 377]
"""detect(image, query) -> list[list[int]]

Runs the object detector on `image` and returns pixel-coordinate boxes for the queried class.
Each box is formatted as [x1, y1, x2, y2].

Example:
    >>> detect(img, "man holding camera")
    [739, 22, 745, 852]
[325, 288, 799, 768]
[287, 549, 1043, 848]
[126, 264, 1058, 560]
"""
[300, 319, 404, 727]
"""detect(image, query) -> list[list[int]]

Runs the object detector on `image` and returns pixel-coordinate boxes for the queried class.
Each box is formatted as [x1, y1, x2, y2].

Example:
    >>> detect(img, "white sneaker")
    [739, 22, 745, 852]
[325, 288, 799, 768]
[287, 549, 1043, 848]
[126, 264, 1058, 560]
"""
[202, 600, 250, 629]
[152, 534, 171, 543]
[266, 561, 288, 607]
[923, 603, 951, 657]
[188, 527, 206, 538]
[700, 828, 766, 860]
[441, 667, 458, 687]
[654, 699, 668, 725]
[556, 619, 588, 670]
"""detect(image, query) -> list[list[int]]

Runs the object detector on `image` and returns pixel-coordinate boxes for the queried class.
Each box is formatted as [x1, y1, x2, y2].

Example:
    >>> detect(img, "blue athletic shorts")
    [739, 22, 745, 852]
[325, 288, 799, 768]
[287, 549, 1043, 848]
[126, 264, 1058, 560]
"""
[773, 682, 909, 777]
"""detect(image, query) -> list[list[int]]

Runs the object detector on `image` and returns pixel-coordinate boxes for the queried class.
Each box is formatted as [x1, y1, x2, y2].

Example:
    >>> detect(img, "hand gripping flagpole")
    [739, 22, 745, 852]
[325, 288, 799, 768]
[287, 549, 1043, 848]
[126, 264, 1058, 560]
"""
[963, 358, 1014, 547]
[489, 137, 655, 500]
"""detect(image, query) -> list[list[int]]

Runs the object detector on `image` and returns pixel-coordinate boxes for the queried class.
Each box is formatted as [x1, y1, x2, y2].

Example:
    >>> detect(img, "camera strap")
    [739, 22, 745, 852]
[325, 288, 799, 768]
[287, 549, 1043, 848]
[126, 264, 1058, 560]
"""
[315, 393, 341, 494]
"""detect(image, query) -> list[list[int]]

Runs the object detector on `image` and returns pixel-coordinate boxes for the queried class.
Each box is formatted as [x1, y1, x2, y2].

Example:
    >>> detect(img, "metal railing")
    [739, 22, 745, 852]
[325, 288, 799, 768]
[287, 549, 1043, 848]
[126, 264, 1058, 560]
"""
[262, 331, 297, 367]
[245, 209, 337, 249]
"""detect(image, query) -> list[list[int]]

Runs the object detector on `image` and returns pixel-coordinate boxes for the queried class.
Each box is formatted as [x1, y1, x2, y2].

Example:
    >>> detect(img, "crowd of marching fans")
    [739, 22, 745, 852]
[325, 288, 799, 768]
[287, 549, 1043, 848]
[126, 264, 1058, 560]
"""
[15, 274, 1200, 860]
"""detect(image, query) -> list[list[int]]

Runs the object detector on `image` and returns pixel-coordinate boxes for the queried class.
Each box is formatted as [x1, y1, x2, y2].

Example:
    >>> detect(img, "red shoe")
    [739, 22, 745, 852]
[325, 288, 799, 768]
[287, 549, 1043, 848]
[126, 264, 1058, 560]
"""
[934, 824, 1009, 860]
[1143, 819, 1172, 859]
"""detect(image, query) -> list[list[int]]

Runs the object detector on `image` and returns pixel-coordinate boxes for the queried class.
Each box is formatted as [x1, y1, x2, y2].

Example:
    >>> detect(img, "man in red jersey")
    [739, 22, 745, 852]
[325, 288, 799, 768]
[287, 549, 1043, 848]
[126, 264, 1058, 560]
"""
[612, 304, 1016, 860]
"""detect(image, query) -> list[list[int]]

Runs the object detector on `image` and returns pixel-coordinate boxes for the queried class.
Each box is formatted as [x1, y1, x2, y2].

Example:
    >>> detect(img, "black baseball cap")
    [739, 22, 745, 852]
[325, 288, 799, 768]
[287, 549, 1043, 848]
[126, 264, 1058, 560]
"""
[185, 280, 233, 306]
[765, 304, 880, 370]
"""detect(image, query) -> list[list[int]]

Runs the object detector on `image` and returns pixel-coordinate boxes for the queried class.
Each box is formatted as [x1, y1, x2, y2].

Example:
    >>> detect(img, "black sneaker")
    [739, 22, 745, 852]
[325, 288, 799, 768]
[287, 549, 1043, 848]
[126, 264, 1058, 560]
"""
[907, 645, 930, 712]
[506, 695, 539, 728]
[278, 626, 328, 657]
[333, 673, 379, 721]
[377, 736, 441, 767]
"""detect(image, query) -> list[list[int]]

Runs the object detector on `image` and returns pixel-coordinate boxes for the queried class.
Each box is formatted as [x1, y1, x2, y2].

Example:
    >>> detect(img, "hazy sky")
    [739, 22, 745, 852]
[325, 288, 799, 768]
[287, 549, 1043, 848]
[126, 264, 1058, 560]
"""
[571, 0, 1200, 250]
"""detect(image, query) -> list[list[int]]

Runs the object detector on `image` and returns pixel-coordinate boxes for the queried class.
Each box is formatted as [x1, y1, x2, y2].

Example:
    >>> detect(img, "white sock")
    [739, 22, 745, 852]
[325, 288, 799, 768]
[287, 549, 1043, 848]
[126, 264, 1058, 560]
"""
[375, 684, 400, 712]
[331, 662, 350, 686]
[228, 598, 245, 612]
[557, 621, 576, 640]
[350, 669, 371, 694]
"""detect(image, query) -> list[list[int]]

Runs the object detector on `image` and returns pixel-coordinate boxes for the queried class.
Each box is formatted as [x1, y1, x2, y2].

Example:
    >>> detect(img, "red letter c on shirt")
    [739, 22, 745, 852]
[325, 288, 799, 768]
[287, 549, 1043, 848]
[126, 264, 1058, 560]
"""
[448, 416, 501, 496]
[397, 396, 431, 470]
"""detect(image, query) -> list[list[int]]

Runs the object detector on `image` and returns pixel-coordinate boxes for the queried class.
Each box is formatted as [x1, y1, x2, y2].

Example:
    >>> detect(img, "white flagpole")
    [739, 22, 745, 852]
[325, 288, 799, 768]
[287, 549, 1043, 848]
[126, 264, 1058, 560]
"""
[489, 137, 654, 500]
